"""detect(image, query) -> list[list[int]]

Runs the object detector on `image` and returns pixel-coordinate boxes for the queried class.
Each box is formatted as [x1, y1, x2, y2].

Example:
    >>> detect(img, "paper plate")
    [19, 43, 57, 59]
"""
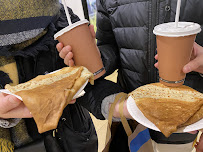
[0, 69, 88, 101]
[127, 96, 203, 133]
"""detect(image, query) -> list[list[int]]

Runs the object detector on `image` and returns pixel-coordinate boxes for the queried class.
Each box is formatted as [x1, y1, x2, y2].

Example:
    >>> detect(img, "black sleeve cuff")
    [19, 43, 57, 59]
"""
[77, 78, 123, 119]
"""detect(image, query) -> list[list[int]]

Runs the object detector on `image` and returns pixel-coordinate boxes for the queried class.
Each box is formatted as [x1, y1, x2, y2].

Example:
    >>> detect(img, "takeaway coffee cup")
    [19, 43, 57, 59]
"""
[54, 19, 105, 80]
[153, 22, 201, 87]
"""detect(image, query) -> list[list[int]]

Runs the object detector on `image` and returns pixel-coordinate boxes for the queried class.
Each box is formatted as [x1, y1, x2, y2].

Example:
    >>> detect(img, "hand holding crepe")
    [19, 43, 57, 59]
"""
[128, 83, 203, 137]
[5, 66, 94, 133]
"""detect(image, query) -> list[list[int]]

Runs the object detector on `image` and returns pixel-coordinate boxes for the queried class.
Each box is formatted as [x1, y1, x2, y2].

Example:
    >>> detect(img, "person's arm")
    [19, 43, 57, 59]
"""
[56, 43, 132, 120]
[77, 79, 124, 119]
[96, 0, 120, 77]
[56, 44, 131, 119]
[102, 93, 133, 120]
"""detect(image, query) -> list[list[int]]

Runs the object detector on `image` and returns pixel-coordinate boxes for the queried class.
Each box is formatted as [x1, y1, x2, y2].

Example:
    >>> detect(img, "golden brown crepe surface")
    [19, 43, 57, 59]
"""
[129, 83, 203, 137]
[5, 66, 94, 133]
[180, 105, 203, 127]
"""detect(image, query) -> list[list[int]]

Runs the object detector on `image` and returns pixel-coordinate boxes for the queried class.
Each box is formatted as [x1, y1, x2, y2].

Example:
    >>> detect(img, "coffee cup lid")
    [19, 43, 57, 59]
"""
[153, 22, 201, 37]
[54, 19, 89, 39]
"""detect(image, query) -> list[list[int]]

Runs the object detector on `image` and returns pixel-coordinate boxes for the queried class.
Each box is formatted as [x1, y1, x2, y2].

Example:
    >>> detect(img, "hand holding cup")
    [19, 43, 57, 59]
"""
[153, 22, 201, 87]
[56, 25, 96, 67]
[55, 20, 105, 80]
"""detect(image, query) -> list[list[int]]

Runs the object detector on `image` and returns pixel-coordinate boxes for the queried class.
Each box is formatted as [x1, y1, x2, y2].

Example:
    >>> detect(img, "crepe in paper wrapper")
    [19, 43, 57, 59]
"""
[5, 66, 94, 133]
[129, 83, 203, 137]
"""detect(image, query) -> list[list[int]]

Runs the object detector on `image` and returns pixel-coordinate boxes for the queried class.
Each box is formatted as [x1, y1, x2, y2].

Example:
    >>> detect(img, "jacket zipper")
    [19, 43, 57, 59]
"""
[148, 0, 158, 83]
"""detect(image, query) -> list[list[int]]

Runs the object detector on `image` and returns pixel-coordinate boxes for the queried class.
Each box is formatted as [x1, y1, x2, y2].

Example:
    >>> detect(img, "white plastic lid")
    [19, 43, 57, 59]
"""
[54, 19, 89, 39]
[153, 22, 201, 37]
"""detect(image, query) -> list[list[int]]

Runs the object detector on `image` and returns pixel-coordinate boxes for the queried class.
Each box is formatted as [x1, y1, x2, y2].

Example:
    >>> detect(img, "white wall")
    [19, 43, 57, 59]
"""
[60, 0, 85, 20]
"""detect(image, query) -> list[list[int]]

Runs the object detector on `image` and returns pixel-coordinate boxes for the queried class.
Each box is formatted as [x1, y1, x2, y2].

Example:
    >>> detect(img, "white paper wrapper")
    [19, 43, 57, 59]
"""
[127, 96, 203, 133]
[0, 69, 88, 101]
[0, 84, 86, 101]
[0, 89, 23, 100]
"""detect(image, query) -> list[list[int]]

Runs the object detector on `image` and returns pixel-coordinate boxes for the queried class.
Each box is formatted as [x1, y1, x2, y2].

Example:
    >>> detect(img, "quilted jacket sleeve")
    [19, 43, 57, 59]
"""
[96, 0, 120, 77]
[77, 79, 123, 120]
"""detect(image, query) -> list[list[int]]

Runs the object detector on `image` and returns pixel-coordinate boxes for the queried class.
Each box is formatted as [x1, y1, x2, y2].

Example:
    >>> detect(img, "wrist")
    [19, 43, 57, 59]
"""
[112, 99, 133, 119]
[123, 99, 133, 119]
[111, 101, 120, 118]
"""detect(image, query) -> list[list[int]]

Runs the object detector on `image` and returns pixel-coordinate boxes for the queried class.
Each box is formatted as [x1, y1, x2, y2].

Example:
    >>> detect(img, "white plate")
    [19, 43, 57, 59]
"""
[127, 96, 203, 133]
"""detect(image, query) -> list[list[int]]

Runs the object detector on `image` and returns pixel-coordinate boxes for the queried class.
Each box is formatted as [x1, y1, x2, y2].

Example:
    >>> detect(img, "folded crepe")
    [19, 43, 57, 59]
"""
[129, 83, 203, 137]
[180, 105, 203, 127]
[5, 66, 94, 133]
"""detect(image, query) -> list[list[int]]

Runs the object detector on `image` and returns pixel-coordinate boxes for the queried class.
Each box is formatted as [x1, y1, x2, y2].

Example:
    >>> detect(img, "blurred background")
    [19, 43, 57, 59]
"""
[59, 0, 97, 29]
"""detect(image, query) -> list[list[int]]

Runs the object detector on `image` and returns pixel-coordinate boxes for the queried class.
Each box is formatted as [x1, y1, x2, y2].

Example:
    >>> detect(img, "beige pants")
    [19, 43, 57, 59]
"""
[151, 140, 194, 152]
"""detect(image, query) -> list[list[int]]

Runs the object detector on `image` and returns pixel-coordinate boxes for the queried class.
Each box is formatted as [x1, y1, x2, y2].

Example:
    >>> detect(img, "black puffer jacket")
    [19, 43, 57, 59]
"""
[96, 0, 203, 93]
[94, 0, 203, 147]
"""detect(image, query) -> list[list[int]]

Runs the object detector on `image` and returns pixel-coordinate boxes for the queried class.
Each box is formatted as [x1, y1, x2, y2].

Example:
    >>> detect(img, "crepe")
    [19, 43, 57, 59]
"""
[129, 83, 203, 137]
[5, 66, 94, 133]
[180, 105, 203, 127]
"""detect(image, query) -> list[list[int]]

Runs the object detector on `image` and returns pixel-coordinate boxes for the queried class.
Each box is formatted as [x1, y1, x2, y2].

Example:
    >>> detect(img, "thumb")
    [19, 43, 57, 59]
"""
[2, 95, 21, 113]
[183, 58, 200, 73]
